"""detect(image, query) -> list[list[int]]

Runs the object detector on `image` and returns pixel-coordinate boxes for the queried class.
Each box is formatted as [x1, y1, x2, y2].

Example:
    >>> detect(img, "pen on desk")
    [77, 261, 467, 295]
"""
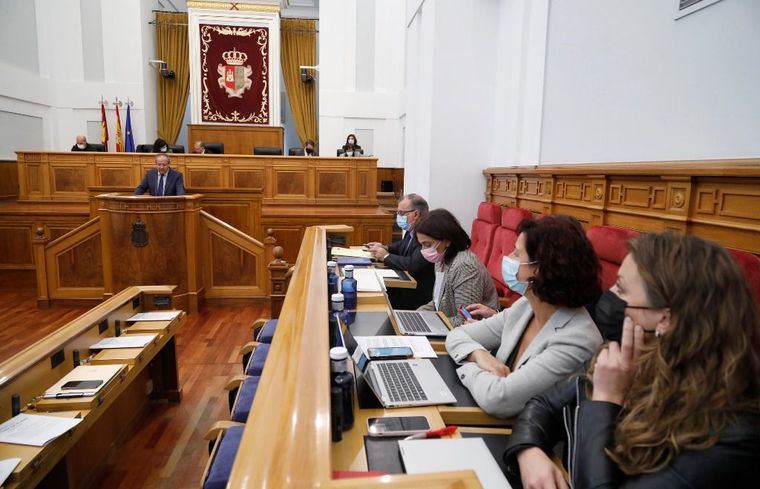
[55, 392, 86, 398]
[404, 425, 458, 440]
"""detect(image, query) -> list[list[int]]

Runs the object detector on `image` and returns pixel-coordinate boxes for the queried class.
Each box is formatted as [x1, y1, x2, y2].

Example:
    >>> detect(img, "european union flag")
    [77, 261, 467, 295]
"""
[125, 105, 135, 152]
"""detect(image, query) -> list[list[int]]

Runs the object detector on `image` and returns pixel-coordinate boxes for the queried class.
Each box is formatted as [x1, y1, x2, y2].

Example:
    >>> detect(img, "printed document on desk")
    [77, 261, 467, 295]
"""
[127, 310, 182, 322]
[399, 438, 512, 489]
[374, 269, 399, 279]
[43, 364, 125, 398]
[0, 414, 82, 447]
[331, 247, 373, 259]
[90, 334, 157, 349]
[350, 268, 386, 292]
[353, 335, 437, 358]
[0, 457, 20, 485]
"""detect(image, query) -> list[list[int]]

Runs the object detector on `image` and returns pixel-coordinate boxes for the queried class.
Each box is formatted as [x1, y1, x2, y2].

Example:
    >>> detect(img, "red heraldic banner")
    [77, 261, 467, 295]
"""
[199, 24, 269, 124]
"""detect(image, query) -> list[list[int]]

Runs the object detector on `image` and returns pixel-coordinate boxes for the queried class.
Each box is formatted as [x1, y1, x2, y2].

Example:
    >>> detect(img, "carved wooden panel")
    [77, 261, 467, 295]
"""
[275, 171, 307, 196]
[28, 165, 41, 193]
[0, 225, 32, 266]
[232, 169, 264, 189]
[210, 234, 258, 287]
[316, 171, 349, 197]
[98, 167, 132, 187]
[57, 234, 103, 287]
[187, 168, 222, 188]
[202, 202, 252, 235]
[52, 166, 87, 193]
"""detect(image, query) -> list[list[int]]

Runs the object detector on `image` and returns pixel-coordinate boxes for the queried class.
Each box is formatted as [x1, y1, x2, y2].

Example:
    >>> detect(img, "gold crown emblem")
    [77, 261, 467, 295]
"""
[222, 48, 247, 66]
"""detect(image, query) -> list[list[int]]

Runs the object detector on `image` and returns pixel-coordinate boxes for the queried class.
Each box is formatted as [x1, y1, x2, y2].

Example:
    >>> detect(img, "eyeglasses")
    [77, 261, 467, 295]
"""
[395, 209, 416, 216]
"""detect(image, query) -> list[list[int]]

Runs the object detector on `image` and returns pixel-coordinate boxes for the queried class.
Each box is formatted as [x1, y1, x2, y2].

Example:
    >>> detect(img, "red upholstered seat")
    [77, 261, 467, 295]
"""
[486, 208, 533, 303]
[586, 225, 640, 290]
[470, 202, 503, 263]
[727, 248, 760, 307]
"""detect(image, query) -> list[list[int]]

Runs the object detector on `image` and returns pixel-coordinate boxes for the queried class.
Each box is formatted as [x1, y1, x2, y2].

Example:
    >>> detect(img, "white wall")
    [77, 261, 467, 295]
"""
[0, 0, 161, 159]
[319, 0, 405, 165]
[540, 0, 760, 163]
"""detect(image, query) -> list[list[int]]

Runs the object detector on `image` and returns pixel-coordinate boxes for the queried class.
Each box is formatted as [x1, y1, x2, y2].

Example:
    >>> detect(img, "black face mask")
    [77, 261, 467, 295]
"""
[305, 147, 313, 154]
[594, 290, 627, 342]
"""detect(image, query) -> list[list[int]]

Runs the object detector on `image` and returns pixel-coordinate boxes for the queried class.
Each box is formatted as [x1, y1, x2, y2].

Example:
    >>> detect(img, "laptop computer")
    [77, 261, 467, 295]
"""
[341, 320, 455, 408]
[392, 310, 450, 337]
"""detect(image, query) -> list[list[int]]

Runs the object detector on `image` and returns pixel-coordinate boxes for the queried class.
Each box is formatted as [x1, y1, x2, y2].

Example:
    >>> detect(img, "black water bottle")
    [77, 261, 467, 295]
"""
[330, 387, 343, 442]
[327, 261, 339, 305]
[72, 349, 81, 367]
[330, 347, 354, 431]
[11, 394, 20, 417]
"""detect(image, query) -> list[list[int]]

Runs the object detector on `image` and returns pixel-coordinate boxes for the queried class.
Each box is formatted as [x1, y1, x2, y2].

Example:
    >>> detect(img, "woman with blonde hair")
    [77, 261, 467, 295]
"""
[504, 232, 760, 488]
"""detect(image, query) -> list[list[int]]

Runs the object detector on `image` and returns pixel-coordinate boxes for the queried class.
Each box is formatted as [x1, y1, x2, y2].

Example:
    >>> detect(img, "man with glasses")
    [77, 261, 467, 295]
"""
[134, 153, 186, 196]
[366, 194, 434, 309]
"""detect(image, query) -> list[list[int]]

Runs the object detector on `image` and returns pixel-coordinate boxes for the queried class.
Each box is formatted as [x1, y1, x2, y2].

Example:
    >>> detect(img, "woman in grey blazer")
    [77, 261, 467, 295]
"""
[446, 216, 603, 418]
[414, 209, 500, 327]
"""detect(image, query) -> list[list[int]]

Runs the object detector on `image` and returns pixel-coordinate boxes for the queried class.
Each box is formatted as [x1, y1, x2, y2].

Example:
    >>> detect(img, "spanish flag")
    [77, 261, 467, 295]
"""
[100, 102, 109, 151]
[115, 105, 124, 152]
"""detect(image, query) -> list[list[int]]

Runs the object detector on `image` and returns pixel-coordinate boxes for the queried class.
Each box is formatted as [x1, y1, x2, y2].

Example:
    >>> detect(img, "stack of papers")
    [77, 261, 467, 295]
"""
[399, 438, 512, 488]
[353, 336, 436, 358]
[127, 310, 181, 322]
[0, 414, 82, 447]
[331, 247, 373, 259]
[90, 334, 157, 349]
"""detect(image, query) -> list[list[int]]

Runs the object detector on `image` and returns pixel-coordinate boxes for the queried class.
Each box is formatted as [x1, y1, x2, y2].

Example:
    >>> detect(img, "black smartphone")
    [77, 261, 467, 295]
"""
[61, 380, 103, 390]
[366, 346, 414, 360]
[366, 416, 430, 437]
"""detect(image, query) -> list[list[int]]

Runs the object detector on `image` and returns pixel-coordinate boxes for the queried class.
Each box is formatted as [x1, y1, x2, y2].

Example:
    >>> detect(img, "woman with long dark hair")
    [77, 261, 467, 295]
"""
[445, 215, 603, 418]
[504, 232, 760, 488]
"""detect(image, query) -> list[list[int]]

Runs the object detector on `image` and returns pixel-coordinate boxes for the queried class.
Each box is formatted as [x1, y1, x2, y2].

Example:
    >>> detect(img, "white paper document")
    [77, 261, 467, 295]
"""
[127, 310, 181, 322]
[353, 335, 437, 358]
[43, 364, 125, 398]
[399, 438, 512, 489]
[0, 458, 21, 486]
[90, 334, 157, 349]
[331, 247, 373, 259]
[374, 269, 399, 279]
[0, 414, 82, 447]
[349, 268, 386, 292]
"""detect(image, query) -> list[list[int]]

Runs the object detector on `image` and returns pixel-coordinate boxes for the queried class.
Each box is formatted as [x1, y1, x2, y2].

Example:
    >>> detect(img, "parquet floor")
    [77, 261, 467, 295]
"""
[0, 290, 267, 488]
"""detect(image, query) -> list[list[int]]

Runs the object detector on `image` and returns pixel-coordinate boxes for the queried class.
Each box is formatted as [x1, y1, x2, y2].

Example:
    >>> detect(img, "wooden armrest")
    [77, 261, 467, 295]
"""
[224, 374, 248, 391]
[203, 420, 245, 441]
[251, 318, 268, 330]
[239, 341, 261, 356]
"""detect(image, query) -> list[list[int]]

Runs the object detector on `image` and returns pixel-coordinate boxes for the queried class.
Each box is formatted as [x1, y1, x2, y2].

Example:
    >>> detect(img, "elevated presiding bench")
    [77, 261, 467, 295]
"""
[0, 286, 184, 488]
[483, 158, 760, 254]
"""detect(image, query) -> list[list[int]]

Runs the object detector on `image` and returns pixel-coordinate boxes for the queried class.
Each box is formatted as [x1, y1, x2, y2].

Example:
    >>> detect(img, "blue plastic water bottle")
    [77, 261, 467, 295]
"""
[330, 347, 355, 431]
[327, 261, 339, 305]
[341, 265, 358, 311]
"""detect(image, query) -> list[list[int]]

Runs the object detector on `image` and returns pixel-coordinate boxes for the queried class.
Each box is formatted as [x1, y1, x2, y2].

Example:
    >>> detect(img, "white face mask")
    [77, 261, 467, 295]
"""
[76, 143, 86, 150]
[161, 146, 168, 152]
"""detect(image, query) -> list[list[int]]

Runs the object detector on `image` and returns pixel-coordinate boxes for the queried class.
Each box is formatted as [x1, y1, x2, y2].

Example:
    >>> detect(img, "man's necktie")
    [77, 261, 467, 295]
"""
[158, 174, 165, 196]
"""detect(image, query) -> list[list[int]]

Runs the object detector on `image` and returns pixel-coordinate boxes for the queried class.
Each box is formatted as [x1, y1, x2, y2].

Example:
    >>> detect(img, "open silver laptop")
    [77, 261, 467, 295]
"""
[392, 310, 450, 337]
[351, 350, 456, 408]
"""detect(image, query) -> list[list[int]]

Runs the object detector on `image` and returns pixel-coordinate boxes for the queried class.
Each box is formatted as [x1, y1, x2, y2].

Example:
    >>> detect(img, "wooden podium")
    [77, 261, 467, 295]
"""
[97, 193, 205, 313]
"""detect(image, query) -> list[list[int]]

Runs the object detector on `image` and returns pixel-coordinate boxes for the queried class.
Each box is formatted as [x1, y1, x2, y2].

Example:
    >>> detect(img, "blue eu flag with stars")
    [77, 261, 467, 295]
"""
[125, 105, 135, 152]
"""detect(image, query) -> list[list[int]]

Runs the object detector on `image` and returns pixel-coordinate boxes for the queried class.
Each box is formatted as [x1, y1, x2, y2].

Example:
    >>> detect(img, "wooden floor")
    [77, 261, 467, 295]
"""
[0, 289, 268, 489]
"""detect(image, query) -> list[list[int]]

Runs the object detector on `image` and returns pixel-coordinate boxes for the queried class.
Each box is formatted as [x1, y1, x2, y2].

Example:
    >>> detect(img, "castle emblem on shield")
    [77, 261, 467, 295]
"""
[217, 48, 253, 98]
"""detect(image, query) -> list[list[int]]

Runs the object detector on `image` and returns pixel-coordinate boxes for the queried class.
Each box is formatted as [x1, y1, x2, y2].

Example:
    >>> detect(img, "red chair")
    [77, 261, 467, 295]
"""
[470, 202, 503, 264]
[727, 248, 760, 307]
[586, 225, 640, 290]
[486, 207, 533, 305]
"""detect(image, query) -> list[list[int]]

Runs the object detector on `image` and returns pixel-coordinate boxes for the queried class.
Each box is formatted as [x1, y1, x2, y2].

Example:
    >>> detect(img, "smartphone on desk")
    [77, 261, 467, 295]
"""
[61, 380, 103, 390]
[366, 346, 413, 360]
[367, 416, 430, 437]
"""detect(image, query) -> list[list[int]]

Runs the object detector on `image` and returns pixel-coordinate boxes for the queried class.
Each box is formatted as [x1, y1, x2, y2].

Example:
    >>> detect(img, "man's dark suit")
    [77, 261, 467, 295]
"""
[383, 230, 435, 310]
[71, 143, 97, 152]
[134, 168, 186, 196]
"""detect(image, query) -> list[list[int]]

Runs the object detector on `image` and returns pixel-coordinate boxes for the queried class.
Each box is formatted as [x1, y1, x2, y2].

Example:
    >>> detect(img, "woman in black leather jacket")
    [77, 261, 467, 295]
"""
[503, 232, 760, 489]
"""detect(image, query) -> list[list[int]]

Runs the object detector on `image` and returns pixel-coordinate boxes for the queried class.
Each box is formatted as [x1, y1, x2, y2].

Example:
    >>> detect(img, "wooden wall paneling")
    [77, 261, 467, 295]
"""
[187, 124, 284, 155]
[376, 167, 404, 196]
[0, 224, 33, 268]
[271, 166, 311, 202]
[229, 160, 265, 191]
[263, 226, 306, 264]
[0, 161, 19, 199]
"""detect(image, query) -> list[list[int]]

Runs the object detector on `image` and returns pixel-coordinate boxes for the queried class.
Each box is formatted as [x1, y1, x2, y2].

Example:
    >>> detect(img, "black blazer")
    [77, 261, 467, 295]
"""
[71, 143, 98, 152]
[383, 230, 435, 310]
[134, 168, 186, 196]
[503, 376, 760, 488]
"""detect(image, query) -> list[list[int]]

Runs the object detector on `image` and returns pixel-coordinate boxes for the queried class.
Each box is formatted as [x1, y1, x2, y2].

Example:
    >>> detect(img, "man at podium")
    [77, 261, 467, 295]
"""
[134, 154, 186, 196]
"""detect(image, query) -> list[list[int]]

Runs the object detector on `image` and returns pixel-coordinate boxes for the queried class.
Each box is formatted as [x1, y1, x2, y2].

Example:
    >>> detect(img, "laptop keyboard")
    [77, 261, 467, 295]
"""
[397, 311, 434, 333]
[377, 362, 428, 403]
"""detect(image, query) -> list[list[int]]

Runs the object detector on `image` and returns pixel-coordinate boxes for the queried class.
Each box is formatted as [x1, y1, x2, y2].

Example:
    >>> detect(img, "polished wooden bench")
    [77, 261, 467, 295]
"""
[0, 286, 184, 488]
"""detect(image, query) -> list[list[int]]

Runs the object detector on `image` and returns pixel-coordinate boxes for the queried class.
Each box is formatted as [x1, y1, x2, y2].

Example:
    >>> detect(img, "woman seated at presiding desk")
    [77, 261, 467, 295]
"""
[504, 232, 760, 489]
[338, 133, 363, 156]
[414, 208, 499, 327]
[446, 216, 603, 418]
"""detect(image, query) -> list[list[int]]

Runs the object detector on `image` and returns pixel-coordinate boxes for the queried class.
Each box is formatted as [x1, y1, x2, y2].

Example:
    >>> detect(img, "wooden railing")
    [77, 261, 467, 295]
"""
[484, 158, 760, 254]
[227, 226, 481, 488]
